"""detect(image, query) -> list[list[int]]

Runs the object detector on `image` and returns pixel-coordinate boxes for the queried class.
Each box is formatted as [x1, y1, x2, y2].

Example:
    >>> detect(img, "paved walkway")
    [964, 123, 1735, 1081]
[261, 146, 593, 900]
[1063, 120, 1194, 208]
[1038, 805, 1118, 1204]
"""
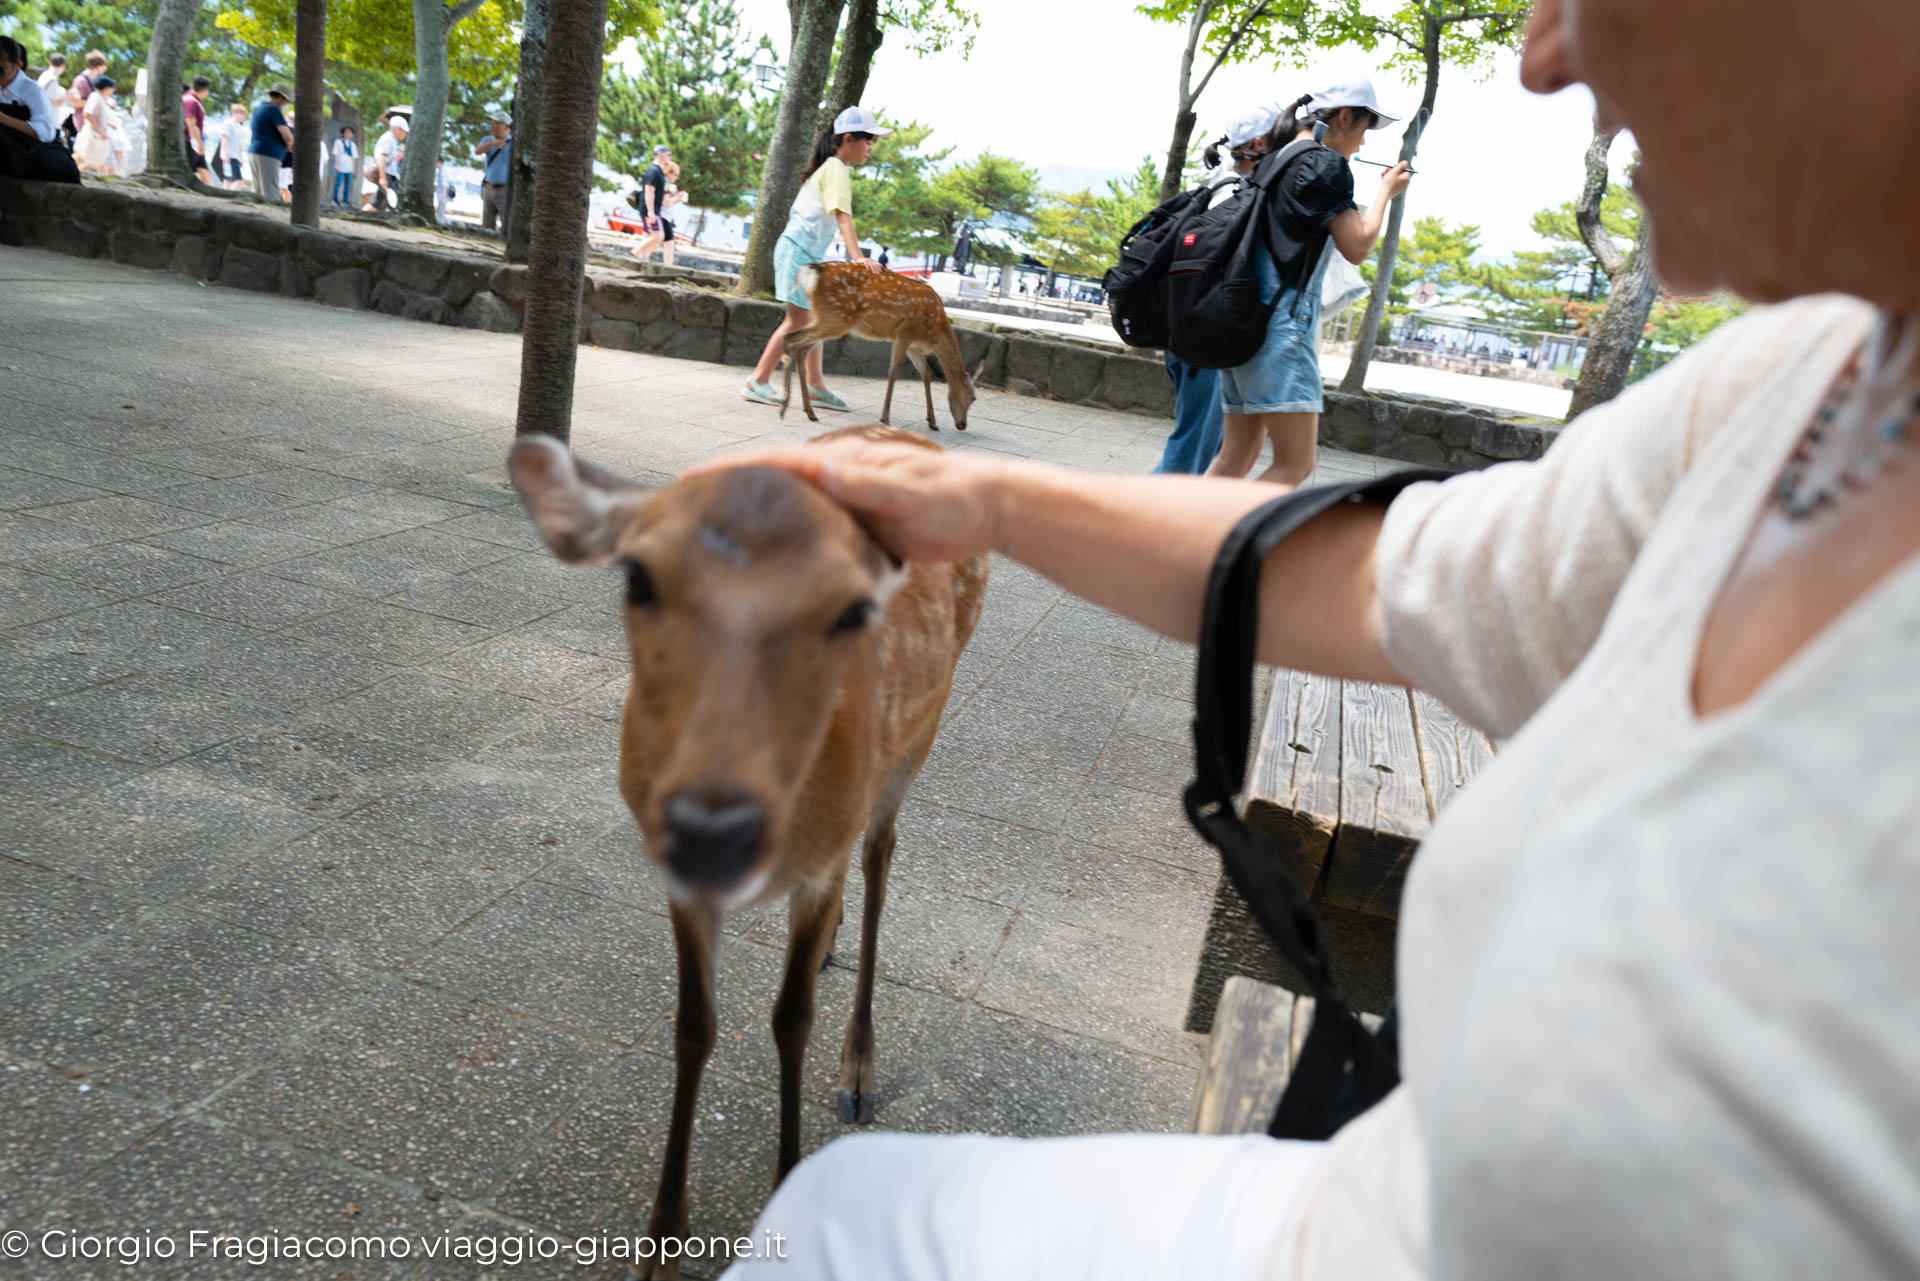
[0, 247, 1387, 1279]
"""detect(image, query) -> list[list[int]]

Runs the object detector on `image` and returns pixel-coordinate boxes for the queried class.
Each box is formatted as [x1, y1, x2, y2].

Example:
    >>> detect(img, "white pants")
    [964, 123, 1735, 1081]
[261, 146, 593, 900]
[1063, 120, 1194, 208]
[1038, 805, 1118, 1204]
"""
[718, 1131, 1324, 1280]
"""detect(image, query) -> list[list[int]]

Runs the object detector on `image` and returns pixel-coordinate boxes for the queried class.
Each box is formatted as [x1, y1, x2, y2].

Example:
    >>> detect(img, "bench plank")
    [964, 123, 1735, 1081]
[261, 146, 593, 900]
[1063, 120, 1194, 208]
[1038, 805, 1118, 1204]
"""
[1412, 688, 1497, 818]
[1324, 682, 1427, 918]
[1191, 976, 1297, 1135]
[1244, 668, 1343, 894]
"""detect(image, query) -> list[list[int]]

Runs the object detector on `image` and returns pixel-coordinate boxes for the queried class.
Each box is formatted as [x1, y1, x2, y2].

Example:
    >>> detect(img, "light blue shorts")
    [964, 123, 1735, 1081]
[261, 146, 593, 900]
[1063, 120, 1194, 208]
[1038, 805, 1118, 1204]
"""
[773, 235, 819, 308]
[1219, 287, 1324, 415]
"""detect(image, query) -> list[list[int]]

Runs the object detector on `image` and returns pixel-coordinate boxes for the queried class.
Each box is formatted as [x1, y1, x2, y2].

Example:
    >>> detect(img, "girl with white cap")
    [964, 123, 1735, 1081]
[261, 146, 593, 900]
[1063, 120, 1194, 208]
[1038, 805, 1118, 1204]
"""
[1154, 100, 1290, 475]
[1207, 76, 1411, 483]
[743, 106, 891, 412]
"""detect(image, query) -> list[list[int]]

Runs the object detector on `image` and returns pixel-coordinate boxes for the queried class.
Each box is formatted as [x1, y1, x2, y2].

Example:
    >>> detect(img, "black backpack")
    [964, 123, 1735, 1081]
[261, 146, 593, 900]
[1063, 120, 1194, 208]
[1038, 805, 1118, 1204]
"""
[1102, 182, 1209, 350]
[1165, 137, 1321, 369]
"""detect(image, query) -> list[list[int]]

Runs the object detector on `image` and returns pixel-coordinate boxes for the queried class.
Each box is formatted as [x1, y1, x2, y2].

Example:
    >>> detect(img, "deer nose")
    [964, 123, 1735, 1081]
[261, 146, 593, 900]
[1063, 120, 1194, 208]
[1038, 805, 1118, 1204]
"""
[661, 789, 767, 888]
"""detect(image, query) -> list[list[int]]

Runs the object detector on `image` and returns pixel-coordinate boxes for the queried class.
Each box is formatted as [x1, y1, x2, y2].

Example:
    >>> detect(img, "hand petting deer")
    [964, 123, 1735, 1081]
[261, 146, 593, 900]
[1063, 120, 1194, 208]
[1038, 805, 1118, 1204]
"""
[509, 425, 987, 1278]
[781, 263, 982, 432]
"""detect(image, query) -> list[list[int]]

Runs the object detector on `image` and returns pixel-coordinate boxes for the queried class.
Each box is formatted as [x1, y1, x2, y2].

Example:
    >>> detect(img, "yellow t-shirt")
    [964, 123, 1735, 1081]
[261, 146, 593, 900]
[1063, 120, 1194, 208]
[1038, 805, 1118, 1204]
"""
[782, 156, 854, 257]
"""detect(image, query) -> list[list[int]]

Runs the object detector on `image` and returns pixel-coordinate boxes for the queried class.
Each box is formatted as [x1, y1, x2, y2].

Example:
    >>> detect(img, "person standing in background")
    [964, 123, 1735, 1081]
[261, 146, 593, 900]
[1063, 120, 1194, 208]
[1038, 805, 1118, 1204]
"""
[474, 112, 511, 232]
[215, 102, 249, 189]
[70, 71, 113, 172]
[181, 74, 211, 186]
[330, 124, 356, 207]
[34, 53, 64, 138]
[629, 142, 672, 263]
[245, 84, 292, 200]
[370, 113, 405, 212]
[64, 50, 103, 148]
[1153, 101, 1279, 476]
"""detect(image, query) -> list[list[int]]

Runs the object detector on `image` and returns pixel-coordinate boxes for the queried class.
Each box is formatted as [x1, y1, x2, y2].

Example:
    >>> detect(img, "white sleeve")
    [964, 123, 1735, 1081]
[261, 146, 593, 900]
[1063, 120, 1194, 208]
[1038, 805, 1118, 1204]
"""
[18, 78, 57, 142]
[1371, 296, 1872, 738]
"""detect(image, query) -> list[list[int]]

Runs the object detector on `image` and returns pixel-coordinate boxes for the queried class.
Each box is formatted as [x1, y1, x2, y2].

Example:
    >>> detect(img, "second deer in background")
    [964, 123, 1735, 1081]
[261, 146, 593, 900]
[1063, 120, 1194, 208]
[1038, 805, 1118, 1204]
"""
[782, 263, 981, 431]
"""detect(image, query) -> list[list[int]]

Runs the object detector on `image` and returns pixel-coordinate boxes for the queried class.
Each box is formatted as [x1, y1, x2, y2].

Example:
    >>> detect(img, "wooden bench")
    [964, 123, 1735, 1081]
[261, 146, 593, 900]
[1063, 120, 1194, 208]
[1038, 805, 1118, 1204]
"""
[1185, 669, 1495, 1032]
[1191, 976, 1385, 1134]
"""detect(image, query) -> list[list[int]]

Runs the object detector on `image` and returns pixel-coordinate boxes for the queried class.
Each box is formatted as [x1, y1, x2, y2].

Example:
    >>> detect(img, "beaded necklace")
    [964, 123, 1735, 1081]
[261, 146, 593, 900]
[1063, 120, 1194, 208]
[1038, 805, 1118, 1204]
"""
[1774, 347, 1920, 521]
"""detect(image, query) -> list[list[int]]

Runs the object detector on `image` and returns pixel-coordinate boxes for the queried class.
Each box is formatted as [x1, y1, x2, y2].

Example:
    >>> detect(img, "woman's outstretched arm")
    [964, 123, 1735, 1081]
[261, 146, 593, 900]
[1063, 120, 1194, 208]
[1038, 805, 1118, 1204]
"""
[690, 440, 1405, 685]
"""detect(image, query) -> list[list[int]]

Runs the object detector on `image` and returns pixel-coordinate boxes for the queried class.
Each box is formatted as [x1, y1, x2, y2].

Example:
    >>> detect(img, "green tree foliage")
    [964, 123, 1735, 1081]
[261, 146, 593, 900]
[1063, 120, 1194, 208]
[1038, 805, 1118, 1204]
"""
[882, 0, 980, 55]
[594, 0, 776, 215]
[14, 0, 271, 104]
[217, 0, 517, 88]
[1028, 158, 1161, 281]
[925, 151, 1039, 247]
[851, 119, 953, 258]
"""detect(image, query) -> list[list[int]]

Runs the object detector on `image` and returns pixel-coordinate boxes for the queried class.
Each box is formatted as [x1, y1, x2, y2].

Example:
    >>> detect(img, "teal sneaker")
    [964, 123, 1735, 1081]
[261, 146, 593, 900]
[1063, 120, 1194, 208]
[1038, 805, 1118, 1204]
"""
[807, 385, 851, 412]
[740, 379, 782, 407]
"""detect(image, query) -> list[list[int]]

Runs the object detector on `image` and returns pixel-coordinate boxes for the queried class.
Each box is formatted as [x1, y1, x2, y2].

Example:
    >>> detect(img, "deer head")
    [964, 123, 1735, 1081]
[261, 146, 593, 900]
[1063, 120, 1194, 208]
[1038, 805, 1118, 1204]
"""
[508, 434, 906, 907]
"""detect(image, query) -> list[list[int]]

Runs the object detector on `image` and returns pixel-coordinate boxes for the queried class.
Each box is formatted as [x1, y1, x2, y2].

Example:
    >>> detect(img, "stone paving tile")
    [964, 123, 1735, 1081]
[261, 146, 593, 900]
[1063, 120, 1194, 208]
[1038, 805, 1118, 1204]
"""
[0, 1060, 167, 1226]
[10, 674, 274, 766]
[303, 673, 550, 758]
[1, 510, 124, 557]
[0, 465, 111, 509]
[974, 911, 1208, 1067]
[213, 983, 619, 1201]
[186, 820, 522, 970]
[149, 568, 364, 630]
[3, 766, 325, 901]
[291, 602, 498, 667]
[789, 878, 1016, 1000]
[26, 540, 232, 596]
[0, 861, 146, 988]
[408, 880, 681, 1045]
[378, 569, 576, 631]
[346, 758, 628, 870]
[1090, 729, 1199, 799]
[887, 1005, 1195, 1138]
[142, 518, 335, 567]
[171, 633, 398, 711]
[177, 721, 454, 819]
[0, 564, 116, 629]
[1064, 777, 1218, 875]
[22, 1115, 466, 1279]
[28, 494, 212, 539]
[144, 475, 315, 521]
[425, 632, 617, 704]
[1, 436, 201, 493]
[237, 499, 416, 547]
[0, 909, 360, 1106]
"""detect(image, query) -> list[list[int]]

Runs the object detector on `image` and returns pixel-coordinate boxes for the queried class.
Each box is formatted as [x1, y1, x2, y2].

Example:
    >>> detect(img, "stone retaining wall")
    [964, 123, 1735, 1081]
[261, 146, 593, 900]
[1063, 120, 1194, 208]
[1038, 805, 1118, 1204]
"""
[0, 178, 1558, 469]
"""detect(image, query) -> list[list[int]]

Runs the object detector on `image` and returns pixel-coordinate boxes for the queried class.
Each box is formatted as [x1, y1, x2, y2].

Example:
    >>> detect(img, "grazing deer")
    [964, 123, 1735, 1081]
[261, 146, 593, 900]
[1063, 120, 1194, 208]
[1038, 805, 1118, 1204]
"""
[508, 425, 988, 1278]
[781, 262, 980, 432]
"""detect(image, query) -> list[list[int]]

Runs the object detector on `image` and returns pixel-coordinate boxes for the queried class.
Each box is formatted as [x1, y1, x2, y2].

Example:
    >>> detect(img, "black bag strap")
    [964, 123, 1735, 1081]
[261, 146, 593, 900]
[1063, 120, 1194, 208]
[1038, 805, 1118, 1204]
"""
[1184, 468, 1450, 1138]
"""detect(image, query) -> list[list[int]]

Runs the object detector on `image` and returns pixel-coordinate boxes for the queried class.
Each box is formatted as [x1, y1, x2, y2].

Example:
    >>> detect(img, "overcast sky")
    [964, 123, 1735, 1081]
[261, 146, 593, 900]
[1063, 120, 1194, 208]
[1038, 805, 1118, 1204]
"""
[716, 0, 1631, 261]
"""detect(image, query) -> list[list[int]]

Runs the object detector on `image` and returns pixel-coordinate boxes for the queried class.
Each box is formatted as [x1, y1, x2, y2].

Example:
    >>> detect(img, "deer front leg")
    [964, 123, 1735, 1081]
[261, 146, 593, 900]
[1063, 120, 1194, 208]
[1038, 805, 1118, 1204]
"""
[910, 352, 939, 432]
[643, 899, 721, 1280]
[881, 338, 907, 425]
[780, 334, 819, 423]
[772, 882, 842, 1185]
[837, 814, 898, 1123]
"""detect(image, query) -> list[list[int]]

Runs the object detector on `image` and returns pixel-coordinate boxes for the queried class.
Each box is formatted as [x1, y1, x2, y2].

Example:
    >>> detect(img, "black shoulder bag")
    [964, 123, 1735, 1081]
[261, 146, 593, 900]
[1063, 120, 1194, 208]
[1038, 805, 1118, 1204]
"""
[1185, 469, 1450, 1139]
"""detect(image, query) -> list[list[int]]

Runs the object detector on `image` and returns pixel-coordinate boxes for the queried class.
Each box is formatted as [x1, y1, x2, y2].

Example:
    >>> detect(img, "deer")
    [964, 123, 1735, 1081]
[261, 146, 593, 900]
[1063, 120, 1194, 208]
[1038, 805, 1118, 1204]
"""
[507, 424, 988, 1279]
[781, 262, 981, 432]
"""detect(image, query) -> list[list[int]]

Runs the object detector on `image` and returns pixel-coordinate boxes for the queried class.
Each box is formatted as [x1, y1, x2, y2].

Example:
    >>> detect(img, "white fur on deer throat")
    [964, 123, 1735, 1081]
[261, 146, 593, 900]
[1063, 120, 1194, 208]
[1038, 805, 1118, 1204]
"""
[661, 863, 773, 910]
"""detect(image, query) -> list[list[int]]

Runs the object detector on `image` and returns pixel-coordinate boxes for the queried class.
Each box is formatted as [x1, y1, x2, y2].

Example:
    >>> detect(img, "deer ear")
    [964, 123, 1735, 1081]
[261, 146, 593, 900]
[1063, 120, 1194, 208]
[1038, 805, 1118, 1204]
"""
[508, 434, 647, 567]
[969, 359, 986, 384]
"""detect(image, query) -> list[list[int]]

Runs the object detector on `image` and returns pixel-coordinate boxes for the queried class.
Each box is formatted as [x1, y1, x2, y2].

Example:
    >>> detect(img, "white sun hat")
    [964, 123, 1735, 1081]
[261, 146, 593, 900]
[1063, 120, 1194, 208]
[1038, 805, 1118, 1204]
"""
[1303, 76, 1401, 128]
[831, 105, 894, 137]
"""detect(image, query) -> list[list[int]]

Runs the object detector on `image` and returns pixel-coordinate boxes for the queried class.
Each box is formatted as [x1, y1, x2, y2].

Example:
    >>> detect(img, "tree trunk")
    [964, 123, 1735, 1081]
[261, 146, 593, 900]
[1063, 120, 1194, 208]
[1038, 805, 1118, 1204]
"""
[290, 0, 327, 227]
[738, 0, 848, 297]
[141, 0, 200, 182]
[402, 0, 484, 220]
[821, 0, 882, 129]
[505, 0, 549, 264]
[1339, 14, 1440, 393]
[1158, 2, 1209, 204]
[1566, 121, 1658, 419]
[514, 0, 611, 443]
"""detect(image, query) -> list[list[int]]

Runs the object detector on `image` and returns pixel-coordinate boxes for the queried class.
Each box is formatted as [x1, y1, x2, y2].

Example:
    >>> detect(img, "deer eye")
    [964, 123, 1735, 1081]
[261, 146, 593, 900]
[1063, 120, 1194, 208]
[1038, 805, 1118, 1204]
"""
[623, 558, 656, 607]
[830, 600, 873, 636]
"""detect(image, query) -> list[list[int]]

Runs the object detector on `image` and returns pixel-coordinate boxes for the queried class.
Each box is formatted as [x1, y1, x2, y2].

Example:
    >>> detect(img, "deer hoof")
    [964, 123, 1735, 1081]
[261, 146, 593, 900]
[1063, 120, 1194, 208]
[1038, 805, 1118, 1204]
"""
[836, 1088, 878, 1125]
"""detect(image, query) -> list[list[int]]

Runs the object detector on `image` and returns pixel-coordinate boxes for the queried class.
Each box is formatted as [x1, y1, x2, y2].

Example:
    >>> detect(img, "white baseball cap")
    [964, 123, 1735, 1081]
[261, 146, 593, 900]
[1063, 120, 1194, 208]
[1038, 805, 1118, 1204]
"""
[832, 105, 893, 137]
[1303, 76, 1400, 129]
[1224, 101, 1284, 148]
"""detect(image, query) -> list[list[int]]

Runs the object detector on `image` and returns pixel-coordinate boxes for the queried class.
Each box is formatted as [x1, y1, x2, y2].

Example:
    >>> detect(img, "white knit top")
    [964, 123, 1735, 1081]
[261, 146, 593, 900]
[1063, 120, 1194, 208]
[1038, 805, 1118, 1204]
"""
[1266, 294, 1920, 1280]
